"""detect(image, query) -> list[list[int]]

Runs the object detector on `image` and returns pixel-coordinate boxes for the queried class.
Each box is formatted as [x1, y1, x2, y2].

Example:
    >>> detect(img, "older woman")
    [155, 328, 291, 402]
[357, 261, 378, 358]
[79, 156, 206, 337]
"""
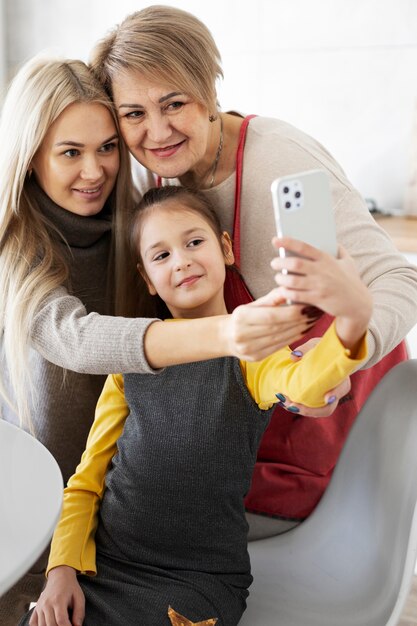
[89, 5, 415, 537]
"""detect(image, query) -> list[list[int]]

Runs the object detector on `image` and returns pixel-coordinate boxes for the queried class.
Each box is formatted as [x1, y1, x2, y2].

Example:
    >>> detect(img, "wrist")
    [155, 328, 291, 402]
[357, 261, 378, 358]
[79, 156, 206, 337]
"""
[335, 315, 369, 355]
[47, 564, 77, 580]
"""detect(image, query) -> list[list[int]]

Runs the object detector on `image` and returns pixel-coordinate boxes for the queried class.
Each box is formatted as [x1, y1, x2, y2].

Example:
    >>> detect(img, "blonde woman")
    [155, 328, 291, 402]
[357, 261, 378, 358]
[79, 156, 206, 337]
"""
[89, 5, 415, 538]
[0, 56, 310, 623]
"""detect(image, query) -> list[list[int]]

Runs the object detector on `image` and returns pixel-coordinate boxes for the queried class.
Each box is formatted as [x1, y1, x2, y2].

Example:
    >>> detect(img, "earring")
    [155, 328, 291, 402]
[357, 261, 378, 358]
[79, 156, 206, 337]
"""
[209, 114, 218, 122]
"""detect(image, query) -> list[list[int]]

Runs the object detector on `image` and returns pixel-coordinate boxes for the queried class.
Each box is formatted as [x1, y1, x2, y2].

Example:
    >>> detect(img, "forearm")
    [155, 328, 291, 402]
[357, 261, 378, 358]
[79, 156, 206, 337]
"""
[336, 191, 417, 366]
[248, 322, 367, 408]
[31, 287, 157, 374]
[365, 277, 417, 366]
[48, 491, 100, 575]
[144, 316, 230, 368]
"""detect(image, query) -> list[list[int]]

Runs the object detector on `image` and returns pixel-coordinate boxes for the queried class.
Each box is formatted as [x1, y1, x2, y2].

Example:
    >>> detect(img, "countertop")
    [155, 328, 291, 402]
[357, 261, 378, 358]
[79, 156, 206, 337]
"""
[374, 214, 417, 253]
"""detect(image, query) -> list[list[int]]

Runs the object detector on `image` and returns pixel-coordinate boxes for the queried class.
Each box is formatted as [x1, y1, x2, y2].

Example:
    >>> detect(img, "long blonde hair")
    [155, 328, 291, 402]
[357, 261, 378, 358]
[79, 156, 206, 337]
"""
[0, 55, 137, 429]
[90, 5, 223, 117]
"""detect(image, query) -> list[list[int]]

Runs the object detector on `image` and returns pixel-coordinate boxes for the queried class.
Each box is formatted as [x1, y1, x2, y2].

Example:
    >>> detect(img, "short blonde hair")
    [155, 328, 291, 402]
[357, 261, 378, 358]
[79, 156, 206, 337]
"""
[90, 5, 223, 116]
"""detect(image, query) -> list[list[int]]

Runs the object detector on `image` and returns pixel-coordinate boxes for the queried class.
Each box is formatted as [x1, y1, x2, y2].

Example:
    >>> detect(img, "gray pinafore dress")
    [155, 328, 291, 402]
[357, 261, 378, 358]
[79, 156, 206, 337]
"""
[78, 357, 272, 625]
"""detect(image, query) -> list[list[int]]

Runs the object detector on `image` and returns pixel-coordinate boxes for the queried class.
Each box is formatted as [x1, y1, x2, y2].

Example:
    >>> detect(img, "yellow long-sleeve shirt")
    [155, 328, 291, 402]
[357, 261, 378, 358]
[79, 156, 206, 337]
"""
[48, 321, 366, 576]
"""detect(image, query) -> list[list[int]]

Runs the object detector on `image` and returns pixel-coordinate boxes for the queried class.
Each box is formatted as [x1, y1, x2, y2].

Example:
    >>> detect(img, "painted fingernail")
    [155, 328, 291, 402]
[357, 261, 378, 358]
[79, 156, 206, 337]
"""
[327, 395, 337, 404]
[301, 306, 322, 317]
[287, 405, 300, 413]
[291, 350, 303, 357]
[275, 393, 286, 402]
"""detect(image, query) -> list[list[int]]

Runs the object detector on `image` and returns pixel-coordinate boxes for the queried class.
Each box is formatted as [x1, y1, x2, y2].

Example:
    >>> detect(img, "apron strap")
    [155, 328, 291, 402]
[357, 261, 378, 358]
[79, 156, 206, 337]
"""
[233, 115, 257, 268]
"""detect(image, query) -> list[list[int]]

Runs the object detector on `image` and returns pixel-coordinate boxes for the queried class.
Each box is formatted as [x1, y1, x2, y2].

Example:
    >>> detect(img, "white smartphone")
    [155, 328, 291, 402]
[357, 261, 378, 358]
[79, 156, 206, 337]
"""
[271, 169, 338, 258]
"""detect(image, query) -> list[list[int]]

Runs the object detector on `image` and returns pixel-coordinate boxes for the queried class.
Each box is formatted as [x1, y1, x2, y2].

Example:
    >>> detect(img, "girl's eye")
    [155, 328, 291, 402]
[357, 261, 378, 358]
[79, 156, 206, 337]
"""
[153, 251, 170, 262]
[187, 238, 204, 248]
[100, 141, 118, 153]
[63, 149, 79, 158]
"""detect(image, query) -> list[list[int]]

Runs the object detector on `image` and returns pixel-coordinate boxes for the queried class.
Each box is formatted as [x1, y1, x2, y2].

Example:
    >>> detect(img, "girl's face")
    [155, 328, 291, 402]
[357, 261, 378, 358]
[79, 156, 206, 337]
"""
[138, 202, 233, 319]
[31, 102, 120, 217]
[112, 70, 215, 180]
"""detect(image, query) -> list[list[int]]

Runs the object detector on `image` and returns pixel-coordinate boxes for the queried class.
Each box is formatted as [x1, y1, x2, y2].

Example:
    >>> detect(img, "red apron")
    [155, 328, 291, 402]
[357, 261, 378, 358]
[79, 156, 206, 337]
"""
[226, 116, 409, 520]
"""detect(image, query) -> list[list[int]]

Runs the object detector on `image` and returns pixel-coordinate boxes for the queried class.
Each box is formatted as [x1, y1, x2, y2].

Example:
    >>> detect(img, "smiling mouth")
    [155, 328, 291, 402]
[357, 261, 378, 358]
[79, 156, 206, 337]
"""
[73, 184, 103, 195]
[148, 140, 186, 154]
[177, 275, 201, 287]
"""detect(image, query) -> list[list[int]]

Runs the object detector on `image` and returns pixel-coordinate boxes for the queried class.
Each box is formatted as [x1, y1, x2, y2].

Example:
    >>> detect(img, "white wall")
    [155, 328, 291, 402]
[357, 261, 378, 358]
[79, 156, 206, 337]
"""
[0, 0, 6, 94]
[4, 0, 417, 213]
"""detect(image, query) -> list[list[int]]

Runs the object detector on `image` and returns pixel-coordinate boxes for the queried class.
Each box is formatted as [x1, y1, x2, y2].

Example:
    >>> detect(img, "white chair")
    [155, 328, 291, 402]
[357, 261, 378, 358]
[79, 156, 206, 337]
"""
[0, 420, 63, 597]
[241, 359, 417, 626]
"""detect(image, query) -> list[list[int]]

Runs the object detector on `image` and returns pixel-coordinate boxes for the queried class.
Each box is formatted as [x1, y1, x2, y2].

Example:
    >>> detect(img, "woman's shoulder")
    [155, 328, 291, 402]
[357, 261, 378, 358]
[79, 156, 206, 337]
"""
[241, 114, 353, 195]
[246, 115, 338, 164]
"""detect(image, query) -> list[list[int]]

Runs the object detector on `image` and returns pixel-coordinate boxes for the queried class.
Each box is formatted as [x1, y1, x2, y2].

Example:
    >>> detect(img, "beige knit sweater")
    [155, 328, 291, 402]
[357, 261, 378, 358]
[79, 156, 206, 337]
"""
[133, 115, 417, 367]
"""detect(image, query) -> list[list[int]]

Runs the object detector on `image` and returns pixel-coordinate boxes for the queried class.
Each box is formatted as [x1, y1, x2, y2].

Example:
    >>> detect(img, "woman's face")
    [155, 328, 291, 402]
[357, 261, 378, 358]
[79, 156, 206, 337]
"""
[112, 70, 213, 180]
[31, 102, 120, 216]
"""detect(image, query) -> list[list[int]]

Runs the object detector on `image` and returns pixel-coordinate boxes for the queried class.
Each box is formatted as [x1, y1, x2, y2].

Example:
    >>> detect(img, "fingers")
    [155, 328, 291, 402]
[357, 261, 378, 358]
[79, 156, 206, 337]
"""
[272, 236, 323, 261]
[324, 376, 351, 404]
[248, 287, 287, 307]
[71, 591, 85, 626]
[276, 395, 340, 418]
[233, 319, 312, 361]
[276, 375, 352, 418]
[234, 299, 305, 325]
[31, 605, 73, 626]
[289, 337, 321, 361]
[229, 295, 323, 361]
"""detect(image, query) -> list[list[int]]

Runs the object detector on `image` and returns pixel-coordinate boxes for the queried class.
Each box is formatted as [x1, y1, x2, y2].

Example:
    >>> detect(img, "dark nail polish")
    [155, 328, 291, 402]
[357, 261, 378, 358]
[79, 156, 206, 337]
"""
[301, 305, 322, 317]
[291, 350, 303, 357]
[287, 406, 300, 413]
[275, 393, 286, 403]
[327, 395, 337, 405]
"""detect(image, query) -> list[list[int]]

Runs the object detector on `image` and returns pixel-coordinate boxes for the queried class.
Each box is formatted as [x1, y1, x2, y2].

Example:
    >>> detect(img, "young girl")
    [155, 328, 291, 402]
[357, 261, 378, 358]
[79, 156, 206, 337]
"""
[24, 185, 371, 626]
[0, 56, 310, 624]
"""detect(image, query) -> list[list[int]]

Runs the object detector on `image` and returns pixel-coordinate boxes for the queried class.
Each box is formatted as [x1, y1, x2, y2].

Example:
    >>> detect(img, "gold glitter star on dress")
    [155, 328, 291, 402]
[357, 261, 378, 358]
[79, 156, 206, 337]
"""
[168, 605, 218, 625]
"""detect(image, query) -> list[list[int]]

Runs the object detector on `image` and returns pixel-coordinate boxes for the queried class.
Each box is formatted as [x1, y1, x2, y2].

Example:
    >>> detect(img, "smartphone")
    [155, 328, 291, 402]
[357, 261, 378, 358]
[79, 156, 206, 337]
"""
[271, 169, 338, 258]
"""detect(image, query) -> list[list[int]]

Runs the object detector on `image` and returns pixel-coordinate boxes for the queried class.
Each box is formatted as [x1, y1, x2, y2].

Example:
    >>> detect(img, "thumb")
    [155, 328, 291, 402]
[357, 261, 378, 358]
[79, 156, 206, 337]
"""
[289, 337, 320, 361]
[337, 244, 350, 259]
[249, 287, 286, 307]
[323, 376, 352, 405]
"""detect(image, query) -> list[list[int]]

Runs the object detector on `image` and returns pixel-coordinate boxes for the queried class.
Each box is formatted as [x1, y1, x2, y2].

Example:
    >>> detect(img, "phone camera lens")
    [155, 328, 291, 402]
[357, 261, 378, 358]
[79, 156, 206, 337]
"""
[295, 191, 301, 198]
[283, 186, 290, 194]
[285, 201, 291, 209]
